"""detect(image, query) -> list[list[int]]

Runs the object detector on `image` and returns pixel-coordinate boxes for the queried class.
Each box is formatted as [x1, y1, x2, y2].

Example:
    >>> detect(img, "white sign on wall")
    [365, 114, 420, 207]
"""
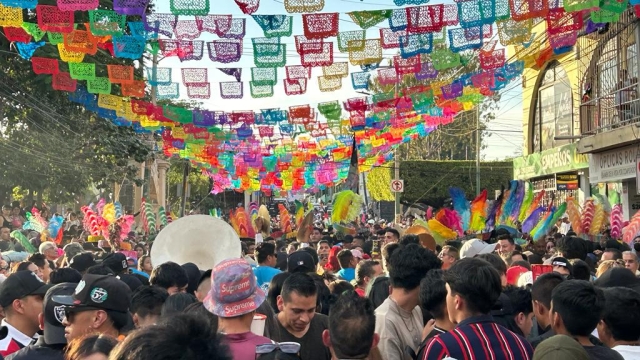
[589, 145, 638, 183]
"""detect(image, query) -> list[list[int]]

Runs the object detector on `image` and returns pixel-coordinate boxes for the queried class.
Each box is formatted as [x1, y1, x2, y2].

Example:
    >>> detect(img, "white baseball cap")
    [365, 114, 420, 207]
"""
[459, 239, 498, 259]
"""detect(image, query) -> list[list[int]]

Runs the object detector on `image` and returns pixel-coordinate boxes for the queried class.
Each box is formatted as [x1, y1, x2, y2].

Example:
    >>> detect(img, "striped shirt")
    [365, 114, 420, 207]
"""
[420, 315, 533, 360]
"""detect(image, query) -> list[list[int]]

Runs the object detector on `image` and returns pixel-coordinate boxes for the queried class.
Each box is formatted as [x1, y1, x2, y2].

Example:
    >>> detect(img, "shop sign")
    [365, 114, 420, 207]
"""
[556, 173, 579, 190]
[589, 145, 638, 183]
[513, 143, 589, 180]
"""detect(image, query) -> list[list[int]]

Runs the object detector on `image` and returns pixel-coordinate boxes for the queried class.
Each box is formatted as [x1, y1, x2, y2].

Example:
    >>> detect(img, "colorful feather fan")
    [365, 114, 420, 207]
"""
[119, 215, 134, 240]
[428, 218, 458, 244]
[144, 201, 156, 234]
[47, 215, 65, 239]
[102, 203, 116, 224]
[486, 185, 505, 228]
[331, 190, 364, 224]
[295, 200, 305, 228]
[469, 189, 488, 232]
[500, 180, 519, 225]
[114, 202, 124, 219]
[279, 204, 293, 233]
[249, 202, 259, 229]
[549, 202, 567, 230]
[589, 202, 606, 236]
[228, 209, 239, 234]
[233, 207, 254, 238]
[496, 189, 510, 226]
[140, 198, 148, 233]
[526, 190, 545, 219]
[531, 206, 556, 241]
[623, 211, 640, 243]
[509, 181, 526, 224]
[610, 204, 623, 239]
[449, 187, 470, 231]
[158, 206, 168, 227]
[566, 197, 582, 234]
[10, 230, 36, 253]
[581, 199, 595, 235]
[426, 206, 434, 220]
[522, 207, 545, 235]
[518, 182, 533, 222]
[436, 209, 463, 236]
[95, 198, 106, 216]
[81, 206, 100, 236]
[594, 193, 612, 215]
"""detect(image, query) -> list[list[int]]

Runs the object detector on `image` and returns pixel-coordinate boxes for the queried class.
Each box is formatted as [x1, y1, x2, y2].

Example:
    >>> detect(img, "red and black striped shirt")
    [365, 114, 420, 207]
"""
[420, 315, 533, 360]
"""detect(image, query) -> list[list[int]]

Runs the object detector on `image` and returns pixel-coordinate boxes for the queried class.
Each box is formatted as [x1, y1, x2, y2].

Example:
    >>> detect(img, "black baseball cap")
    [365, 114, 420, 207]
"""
[552, 257, 573, 274]
[69, 253, 96, 273]
[53, 274, 132, 313]
[43, 283, 77, 345]
[0, 271, 52, 307]
[288, 251, 315, 273]
[102, 253, 128, 274]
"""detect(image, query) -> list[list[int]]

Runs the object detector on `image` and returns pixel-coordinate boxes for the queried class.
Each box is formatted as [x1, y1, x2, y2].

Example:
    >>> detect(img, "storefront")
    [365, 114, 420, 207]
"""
[513, 143, 590, 206]
[588, 144, 640, 221]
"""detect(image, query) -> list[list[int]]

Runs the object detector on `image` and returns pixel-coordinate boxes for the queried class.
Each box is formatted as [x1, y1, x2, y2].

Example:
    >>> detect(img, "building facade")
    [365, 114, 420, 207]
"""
[576, 9, 640, 220]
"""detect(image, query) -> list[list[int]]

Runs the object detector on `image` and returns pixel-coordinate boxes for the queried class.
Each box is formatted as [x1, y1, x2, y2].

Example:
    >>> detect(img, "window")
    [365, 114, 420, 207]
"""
[530, 62, 573, 153]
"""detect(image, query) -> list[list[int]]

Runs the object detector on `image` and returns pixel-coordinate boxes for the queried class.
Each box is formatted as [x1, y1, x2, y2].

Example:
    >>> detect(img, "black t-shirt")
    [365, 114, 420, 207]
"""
[583, 345, 625, 360]
[267, 314, 331, 360]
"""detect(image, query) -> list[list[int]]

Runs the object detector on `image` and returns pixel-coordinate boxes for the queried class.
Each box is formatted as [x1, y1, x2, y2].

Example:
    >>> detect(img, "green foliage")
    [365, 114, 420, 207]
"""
[0, 0, 152, 202]
[167, 159, 215, 213]
[400, 160, 513, 207]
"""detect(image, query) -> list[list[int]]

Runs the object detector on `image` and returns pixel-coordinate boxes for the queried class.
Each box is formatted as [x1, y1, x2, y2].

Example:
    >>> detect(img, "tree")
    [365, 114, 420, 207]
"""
[0, 0, 153, 203]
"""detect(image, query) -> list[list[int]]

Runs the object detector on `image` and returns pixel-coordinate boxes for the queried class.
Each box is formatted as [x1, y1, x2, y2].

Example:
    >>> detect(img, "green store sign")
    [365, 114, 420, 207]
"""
[513, 143, 589, 179]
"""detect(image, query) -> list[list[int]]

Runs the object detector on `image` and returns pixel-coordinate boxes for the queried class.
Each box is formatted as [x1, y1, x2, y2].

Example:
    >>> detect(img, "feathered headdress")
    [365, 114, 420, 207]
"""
[500, 180, 519, 225]
[566, 197, 582, 234]
[518, 182, 533, 223]
[331, 190, 363, 224]
[486, 185, 505, 228]
[449, 187, 470, 232]
[469, 189, 488, 232]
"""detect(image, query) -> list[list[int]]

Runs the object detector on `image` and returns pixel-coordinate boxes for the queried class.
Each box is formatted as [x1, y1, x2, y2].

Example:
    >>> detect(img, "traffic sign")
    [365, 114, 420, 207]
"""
[391, 179, 404, 193]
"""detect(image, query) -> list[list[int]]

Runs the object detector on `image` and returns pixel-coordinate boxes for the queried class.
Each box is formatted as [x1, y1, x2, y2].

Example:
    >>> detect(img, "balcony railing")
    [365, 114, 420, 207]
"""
[580, 82, 640, 134]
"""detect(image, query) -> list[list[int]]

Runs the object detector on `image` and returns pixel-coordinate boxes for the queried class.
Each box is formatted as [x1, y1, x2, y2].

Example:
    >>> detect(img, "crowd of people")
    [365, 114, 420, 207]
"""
[0, 203, 638, 360]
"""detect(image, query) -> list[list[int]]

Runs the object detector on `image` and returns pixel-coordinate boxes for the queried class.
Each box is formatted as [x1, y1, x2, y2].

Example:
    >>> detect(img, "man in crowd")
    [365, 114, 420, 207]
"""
[310, 227, 323, 243]
[6, 283, 76, 360]
[418, 269, 453, 343]
[354, 260, 383, 297]
[317, 240, 331, 275]
[530, 272, 565, 347]
[68, 253, 96, 275]
[421, 258, 533, 360]
[204, 258, 271, 360]
[384, 228, 400, 245]
[39, 242, 59, 265]
[549, 280, 624, 360]
[353, 235, 365, 249]
[497, 234, 516, 255]
[149, 261, 189, 295]
[621, 251, 639, 276]
[0, 271, 52, 356]
[253, 242, 281, 293]
[323, 291, 379, 360]
[601, 248, 623, 263]
[57, 274, 132, 341]
[438, 245, 459, 270]
[130, 286, 168, 329]
[269, 273, 330, 360]
[336, 249, 357, 282]
[376, 244, 441, 360]
[598, 287, 640, 358]
[195, 270, 211, 302]
[0, 227, 13, 251]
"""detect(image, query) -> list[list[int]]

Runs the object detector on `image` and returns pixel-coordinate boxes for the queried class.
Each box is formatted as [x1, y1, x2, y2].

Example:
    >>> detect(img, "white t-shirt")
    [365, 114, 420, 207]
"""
[613, 345, 640, 360]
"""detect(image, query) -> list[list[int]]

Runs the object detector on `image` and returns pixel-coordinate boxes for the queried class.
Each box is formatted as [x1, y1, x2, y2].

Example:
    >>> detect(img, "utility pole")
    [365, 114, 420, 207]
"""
[179, 160, 189, 217]
[475, 107, 481, 195]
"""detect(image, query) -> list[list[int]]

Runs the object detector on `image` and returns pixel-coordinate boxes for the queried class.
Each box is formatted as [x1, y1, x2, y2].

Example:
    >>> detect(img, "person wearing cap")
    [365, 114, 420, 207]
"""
[253, 243, 281, 294]
[533, 335, 590, 360]
[69, 253, 96, 275]
[459, 239, 498, 259]
[5, 283, 77, 360]
[204, 258, 270, 360]
[335, 250, 357, 282]
[55, 274, 132, 341]
[0, 271, 52, 356]
[551, 257, 573, 278]
[288, 251, 316, 274]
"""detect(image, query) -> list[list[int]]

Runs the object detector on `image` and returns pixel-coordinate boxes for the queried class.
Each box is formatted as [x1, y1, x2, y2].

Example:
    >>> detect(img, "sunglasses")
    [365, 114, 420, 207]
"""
[256, 342, 301, 355]
[63, 306, 100, 322]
